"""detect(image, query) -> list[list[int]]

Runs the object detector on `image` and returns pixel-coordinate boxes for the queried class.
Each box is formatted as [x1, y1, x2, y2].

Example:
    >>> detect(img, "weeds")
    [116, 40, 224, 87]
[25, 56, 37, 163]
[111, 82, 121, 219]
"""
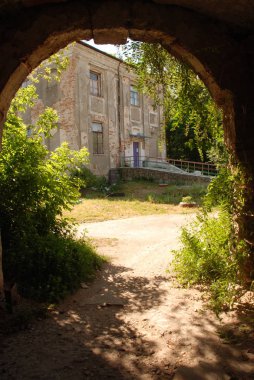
[171, 164, 251, 313]
[171, 208, 243, 312]
[146, 184, 207, 205]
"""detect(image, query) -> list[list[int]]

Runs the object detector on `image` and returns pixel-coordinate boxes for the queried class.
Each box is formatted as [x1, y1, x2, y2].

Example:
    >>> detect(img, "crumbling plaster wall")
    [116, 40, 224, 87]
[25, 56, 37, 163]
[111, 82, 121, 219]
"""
[30, 48, 78, 151]
[28, 42, 163, 175]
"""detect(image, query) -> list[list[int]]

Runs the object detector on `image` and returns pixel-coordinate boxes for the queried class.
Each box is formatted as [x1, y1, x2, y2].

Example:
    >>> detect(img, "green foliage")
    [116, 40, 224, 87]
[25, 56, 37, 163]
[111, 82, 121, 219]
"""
[29, 46, 70, 84]
[0, 86, 89, 237]
[5, 232, 104, 302]
[146, 184, 207, 205]
[120, 41, 224, 162]
[173, 210, 233, 282]
[171, 164, 249, 312]
[181, 196, 193, 203]
[203, 162, 247, 219]
[203, 166, 234, 212]
[171, 208, 242, 311]
[166, 121, 201, 161]
[72, 165, 108, 191]
[0, 51, 104, 304]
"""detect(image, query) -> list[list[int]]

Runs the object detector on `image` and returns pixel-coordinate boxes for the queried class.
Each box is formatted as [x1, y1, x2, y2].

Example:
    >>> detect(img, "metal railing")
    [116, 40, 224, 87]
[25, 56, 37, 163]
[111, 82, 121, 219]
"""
[120, 156, 218, 176]
[166, 158, 218, 176]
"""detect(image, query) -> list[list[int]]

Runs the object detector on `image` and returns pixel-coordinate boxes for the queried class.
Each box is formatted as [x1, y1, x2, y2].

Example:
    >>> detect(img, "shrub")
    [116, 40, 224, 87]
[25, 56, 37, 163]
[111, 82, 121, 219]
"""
[172, 210, 232, 282]
[0, 60, 105, 308]
[171, 164, 250, 312]
[171, 208, 242, 311]
[5, 231, 105, 302]
[72, 165, 108, 191]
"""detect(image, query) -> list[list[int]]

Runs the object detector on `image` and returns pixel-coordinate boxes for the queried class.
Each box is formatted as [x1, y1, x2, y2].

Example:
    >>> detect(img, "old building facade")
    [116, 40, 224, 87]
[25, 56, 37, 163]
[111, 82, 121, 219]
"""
[29, 41, 165, 176]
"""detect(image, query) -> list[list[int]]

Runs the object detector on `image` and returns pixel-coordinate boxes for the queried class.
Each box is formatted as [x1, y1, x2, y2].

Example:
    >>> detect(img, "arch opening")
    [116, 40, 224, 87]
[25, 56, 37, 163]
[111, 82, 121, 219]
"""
[1, 0, 254, 292]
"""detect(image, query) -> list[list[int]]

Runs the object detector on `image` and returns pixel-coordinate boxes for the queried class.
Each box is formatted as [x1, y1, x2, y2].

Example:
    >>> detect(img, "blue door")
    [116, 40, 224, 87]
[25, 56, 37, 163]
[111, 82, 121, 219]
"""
[133, 142, 140, 167]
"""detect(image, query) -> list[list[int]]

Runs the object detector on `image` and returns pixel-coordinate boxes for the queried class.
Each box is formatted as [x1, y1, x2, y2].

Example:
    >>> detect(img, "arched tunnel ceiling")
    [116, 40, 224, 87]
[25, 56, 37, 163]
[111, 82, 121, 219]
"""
[154, 0, 254, 30]
[1, 0, 254, 31]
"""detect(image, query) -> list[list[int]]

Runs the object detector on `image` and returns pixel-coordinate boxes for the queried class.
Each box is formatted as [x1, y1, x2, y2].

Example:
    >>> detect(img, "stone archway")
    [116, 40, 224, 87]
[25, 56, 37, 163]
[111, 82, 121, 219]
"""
[0, 0, 254, 284]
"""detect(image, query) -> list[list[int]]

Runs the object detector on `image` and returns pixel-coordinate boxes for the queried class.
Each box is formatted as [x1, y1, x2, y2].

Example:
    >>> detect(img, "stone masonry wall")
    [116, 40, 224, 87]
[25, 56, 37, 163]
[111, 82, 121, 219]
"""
[29, 42, 164, 177]
[111, 167, 211, 185]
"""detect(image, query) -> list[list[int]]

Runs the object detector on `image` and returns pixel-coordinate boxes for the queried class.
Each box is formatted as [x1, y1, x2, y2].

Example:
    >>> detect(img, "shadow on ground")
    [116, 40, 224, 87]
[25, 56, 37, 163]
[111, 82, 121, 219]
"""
[0, 263, 173, 379]
[0, 262, 253, 379]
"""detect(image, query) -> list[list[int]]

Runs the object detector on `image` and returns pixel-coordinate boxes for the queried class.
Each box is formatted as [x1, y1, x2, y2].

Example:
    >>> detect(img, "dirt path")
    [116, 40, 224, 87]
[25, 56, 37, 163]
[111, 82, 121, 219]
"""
[0, 214, 253, 379]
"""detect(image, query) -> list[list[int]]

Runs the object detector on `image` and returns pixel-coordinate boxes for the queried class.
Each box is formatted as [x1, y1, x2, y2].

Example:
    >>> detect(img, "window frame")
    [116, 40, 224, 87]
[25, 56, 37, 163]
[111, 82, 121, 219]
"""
[92, 122, 104, 155]
[130, 85, 140, 106]
[90, 70, 101, 97]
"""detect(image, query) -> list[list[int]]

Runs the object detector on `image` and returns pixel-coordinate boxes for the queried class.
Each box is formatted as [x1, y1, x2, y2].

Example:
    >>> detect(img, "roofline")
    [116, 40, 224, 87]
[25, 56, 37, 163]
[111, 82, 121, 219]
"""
[77, 40, 125, 64]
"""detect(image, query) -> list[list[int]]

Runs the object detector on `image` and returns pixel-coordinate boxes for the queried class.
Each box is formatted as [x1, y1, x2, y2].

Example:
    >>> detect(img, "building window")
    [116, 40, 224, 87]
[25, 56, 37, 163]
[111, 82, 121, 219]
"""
[149, 112, 157, 125]
[90, 71, 101, 96]
[26, 126, 32, 137]
[92, 122, 103, 154]
[130, 85, 139, 106]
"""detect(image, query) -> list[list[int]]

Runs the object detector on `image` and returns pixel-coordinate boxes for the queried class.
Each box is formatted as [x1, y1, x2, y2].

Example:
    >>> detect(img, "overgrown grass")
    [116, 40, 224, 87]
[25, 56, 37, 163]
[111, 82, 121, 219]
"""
[170, 166, 254, 313]
[65, 180, 208, 223]
[172, 210, 234, 286]
[171, 207, 247, 313]
[144, 183, 206, 205]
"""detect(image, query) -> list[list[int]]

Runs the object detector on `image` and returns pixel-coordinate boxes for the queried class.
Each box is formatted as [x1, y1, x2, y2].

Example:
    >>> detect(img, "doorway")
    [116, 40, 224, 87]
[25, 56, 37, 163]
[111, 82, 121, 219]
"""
[133, 142, 140, 167]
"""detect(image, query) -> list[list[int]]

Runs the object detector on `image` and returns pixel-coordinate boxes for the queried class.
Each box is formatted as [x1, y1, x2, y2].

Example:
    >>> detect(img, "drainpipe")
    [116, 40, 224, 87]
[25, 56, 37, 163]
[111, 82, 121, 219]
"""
[77, 57, 82, 150]
[106, 71, 111, 174]
[158, 103, 161, 159]
[117, 61, 123, 166]
[142, 92, 145, 163]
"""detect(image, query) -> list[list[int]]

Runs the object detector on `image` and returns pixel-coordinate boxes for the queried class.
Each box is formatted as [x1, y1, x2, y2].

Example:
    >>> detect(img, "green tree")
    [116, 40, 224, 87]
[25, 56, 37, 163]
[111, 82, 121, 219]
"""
[120, 41, 224, 162]
[166, 121, 201, 161]
[0, 50, 103, 310]
[0, 83, 89, 239]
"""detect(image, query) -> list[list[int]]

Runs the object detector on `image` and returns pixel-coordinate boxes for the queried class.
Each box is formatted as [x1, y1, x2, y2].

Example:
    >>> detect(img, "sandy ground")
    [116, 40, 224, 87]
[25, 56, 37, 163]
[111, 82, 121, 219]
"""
[0, 214, 253, 379]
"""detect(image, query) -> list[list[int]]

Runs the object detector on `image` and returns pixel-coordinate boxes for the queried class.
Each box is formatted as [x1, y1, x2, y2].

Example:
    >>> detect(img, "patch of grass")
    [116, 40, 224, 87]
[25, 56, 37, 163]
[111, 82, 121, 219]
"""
[65, 198, 180, 222]
[145, 184, 206, 205]
[64, 180, 207, 223]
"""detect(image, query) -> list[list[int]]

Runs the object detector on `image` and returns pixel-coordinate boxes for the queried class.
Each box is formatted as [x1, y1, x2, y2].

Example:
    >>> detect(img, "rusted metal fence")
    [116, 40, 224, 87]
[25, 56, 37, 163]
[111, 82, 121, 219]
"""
[166, 158, 218, 176]
[121, 156, 218, 176]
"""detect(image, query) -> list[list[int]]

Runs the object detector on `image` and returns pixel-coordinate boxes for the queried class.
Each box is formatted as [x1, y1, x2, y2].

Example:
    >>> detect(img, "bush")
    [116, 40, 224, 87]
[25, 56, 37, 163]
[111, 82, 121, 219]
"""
[172, 210, 232, 283]
[72, 165, 108, 191]
[0, 65, 105, 308]
[171, 208, 241, 311]
[5, 231, 105, 302]
[171, 163, 250, 312]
